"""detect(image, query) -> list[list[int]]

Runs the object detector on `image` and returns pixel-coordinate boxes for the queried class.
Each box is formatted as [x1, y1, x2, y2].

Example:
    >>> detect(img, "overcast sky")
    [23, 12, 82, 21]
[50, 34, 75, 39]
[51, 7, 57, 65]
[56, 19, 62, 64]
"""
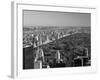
[23, 10, 91, 27]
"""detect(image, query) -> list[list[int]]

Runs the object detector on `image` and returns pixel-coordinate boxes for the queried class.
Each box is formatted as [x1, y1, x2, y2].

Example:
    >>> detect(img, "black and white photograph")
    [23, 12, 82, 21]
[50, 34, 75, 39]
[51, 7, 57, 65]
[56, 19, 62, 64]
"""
[23, 10, 91, 69]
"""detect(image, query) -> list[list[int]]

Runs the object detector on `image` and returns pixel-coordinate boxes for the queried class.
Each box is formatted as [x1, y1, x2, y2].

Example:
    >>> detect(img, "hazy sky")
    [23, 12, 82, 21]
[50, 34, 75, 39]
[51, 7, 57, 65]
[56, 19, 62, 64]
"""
[23, 10, 91, 27]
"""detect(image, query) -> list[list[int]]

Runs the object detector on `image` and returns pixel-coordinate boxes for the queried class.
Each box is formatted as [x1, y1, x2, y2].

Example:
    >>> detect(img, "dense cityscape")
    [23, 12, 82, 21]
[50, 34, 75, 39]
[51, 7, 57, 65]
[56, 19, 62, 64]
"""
[23, 26, 91, 69]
